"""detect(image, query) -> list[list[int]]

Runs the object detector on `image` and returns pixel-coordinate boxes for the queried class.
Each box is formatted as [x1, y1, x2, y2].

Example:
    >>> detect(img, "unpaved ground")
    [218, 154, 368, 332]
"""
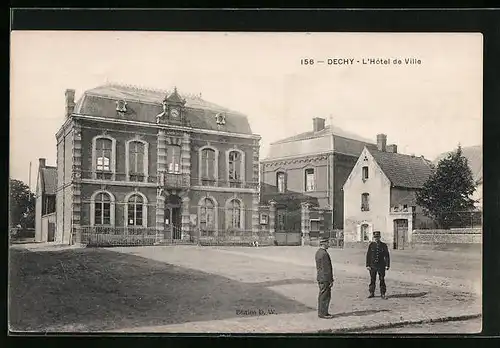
[368, 318, 482, 334]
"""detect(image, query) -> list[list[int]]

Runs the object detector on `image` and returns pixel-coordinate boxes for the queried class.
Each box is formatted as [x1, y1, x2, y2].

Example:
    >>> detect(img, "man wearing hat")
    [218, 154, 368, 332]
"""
[365, 231, 390, 299]
[315, 237, 334, 319]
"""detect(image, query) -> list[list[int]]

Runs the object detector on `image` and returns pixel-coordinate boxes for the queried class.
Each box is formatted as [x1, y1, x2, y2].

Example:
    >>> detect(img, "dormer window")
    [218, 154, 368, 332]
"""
[116, 100, 127, 113]
[215, 113, 226, 125]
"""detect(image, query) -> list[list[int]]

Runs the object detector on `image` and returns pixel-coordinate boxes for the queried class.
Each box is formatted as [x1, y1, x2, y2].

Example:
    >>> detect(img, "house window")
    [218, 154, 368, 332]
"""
[94, 192, 111, 225]
[201, 148, 216, 185]
[128, 141, 145, 182]
[127, 194, 144, 226]
[228, 151, 242, 182]
[362, 166, 369, 181]
[277, 208, 286, 231]
[167, 145, 181, 174]
[277, 172, 286, 193]
[96, 138, 112, 180]
[361, 223, 369, 241]
[200, 197, 216, 232]
[361, 193, 370, 211]
[227, 199, 242, 229]
[305, 168, 315, 192]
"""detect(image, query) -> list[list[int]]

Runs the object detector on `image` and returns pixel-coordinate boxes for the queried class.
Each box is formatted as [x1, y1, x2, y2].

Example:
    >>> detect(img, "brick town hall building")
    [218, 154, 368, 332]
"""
[43, 84, 261, 245]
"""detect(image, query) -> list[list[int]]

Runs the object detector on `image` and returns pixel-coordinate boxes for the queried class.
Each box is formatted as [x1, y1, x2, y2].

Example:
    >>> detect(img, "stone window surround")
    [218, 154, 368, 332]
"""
[124, 191, 149, 228]
[225, 196, 245, 230]
[358, 221, 373, 242]
[226, 148, 246, 184]
[198, 145, 219, 185]
[125, 138, 149, 182]
[304, 166, 316, 192]
[197, 195, 219, 235]
[90, 190, 116, 227]
[92, 135, 117, 180]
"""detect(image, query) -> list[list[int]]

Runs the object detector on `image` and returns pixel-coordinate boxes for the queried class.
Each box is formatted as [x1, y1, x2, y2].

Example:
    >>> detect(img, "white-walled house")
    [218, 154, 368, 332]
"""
[343, 134, 434, 249]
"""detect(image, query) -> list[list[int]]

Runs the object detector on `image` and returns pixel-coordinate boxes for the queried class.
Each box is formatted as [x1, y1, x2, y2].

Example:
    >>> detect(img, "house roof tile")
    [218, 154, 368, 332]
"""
[368, 148, 434, 189]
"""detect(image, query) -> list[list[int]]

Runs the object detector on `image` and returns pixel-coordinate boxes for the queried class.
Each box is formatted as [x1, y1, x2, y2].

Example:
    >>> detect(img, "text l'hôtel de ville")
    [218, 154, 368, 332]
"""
[300, 58, 422, 66]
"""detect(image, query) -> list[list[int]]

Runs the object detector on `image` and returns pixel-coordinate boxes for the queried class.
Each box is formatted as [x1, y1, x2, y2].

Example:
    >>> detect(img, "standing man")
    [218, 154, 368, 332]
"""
[315, 237, 334, 319]
[366, 231, 390, 299]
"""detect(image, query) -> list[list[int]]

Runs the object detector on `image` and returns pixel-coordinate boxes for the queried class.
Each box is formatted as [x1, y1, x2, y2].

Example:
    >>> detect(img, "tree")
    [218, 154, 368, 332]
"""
[416, 145, 477, 229]
[9, 178, 36, 229]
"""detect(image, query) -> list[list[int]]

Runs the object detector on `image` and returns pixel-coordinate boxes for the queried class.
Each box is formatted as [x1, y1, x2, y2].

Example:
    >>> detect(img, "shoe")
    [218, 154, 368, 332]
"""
[381, 294, 387, 299]
[368, 293, 375, 298]
[318, 314, 334, 319]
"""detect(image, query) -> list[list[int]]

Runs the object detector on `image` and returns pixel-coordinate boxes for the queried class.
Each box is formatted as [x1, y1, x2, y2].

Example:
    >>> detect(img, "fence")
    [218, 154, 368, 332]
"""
[413, 210, 482, 230]
[309, 229, 344, 248]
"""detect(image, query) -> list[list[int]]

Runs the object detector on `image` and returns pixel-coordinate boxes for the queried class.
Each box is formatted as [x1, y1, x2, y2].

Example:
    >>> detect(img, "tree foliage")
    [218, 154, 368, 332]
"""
[10, 178, 36, 228]
[416, 145, 477, 229]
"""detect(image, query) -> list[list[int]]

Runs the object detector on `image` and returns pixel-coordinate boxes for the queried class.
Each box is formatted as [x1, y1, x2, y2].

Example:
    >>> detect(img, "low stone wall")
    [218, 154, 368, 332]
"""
[410, 228, 482, 251]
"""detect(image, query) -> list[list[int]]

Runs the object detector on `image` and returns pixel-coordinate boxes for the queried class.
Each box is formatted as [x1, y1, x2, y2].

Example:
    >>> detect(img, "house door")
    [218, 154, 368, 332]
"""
[393, 219, 408, 250]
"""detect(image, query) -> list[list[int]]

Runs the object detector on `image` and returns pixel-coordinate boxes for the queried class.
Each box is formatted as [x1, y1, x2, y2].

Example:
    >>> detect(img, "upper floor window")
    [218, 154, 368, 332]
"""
[128, 141, 146, 182]
[362, 166, 369, 181]
[305, 168, 315, 192]
[201, 148, 217, 185]
[92, 136, 116, 180]
[277, 172, 286, 193]
[200, 197, 216, 231]
[167, 145, 181, 174]
[94, 192, 111, 225]
[96, 138, 112, 179]
[228, 151, 242, 182]
[361, 193, 370, 211]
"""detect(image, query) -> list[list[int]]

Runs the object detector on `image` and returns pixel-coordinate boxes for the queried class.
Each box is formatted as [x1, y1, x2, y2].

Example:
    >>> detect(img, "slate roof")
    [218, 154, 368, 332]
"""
[368, 148, 434, 189]
[73, 83, 254, 135]
[41, 166, 57, 195]
[271, 125, 374, 145]
[434, 145, 482, 184]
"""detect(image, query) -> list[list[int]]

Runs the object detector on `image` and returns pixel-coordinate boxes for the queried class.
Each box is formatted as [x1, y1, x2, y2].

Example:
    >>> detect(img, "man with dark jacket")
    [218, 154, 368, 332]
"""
[366, 231, 390, 299]
[315, 237, 334, 318]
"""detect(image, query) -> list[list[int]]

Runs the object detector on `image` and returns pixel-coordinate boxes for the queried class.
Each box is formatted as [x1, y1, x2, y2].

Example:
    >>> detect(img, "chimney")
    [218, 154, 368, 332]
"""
[386, 144, 398, 153]
[65, 89, 76, 118]
[313, 117, 326, 132]
[39, 158, 46, 169]
[376, 134, 387, 152]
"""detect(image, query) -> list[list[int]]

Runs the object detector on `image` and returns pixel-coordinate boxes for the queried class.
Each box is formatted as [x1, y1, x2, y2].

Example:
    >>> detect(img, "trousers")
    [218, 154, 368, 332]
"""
[317, 281, 332, 316]
[369, 266, 386, 295]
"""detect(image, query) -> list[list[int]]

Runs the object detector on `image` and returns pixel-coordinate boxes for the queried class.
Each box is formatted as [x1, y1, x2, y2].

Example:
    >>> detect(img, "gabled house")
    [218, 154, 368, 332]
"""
[35, 158, 57, 242]
[343, 134, 434, 249]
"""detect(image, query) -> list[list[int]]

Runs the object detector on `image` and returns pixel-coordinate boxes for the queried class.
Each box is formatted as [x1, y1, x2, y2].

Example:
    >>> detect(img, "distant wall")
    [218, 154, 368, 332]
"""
[411, 228, 482, 251]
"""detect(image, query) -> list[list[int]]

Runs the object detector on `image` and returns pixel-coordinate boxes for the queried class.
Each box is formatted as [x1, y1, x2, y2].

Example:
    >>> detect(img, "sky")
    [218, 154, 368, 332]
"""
[10, 31, 482, 191]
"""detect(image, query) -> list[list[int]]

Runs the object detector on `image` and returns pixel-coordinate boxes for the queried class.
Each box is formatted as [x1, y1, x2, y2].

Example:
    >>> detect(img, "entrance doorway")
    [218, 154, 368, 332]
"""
[393, 219, 408, 250]
[165, 195, 182, 240]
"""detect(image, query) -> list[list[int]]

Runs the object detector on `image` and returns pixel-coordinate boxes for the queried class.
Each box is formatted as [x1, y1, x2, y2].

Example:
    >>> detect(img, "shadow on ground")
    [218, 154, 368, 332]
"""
[9, 248, 313, 332]
[387, 292, 428, 299]
[331, 309, 390, 319]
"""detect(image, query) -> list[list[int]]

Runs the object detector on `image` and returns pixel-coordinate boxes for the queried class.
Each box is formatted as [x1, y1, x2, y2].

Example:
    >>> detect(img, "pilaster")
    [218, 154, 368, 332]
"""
[71, 123, 82, 245]
[181, 195, 190, 240]
[251, 192, 260, 234]
[301, 202, 311, 246]
[269, 200, 277, 235]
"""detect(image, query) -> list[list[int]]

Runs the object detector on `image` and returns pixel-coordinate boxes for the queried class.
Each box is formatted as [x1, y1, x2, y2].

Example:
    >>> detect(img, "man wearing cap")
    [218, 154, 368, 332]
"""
[315, 237, 334, 319]
[366, 231, 390, 299]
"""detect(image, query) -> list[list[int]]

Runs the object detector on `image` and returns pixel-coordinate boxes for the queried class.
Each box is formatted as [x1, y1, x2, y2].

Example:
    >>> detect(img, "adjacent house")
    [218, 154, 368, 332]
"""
[35, 158, 57, 242]
[53, 83, 261, 245]
[343, 134, 434, 249]
[260, 117, 376, 237]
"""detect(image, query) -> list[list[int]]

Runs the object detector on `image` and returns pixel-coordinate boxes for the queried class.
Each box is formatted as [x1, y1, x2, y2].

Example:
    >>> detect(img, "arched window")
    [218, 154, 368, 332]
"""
[361, 193, 370, 211]
[126, 140, 148, 182]
[167, 145, 181, 174]
[361, 223, 370, 241]
[201, 148, 217, 185]
[227, 199, 242, 229]
[94, 192, 112, 225]
[200, 197, 216, 232]
[92, 136, 116, 180]
[277, 172, 286, 193]
[127, 194, 144, 226]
